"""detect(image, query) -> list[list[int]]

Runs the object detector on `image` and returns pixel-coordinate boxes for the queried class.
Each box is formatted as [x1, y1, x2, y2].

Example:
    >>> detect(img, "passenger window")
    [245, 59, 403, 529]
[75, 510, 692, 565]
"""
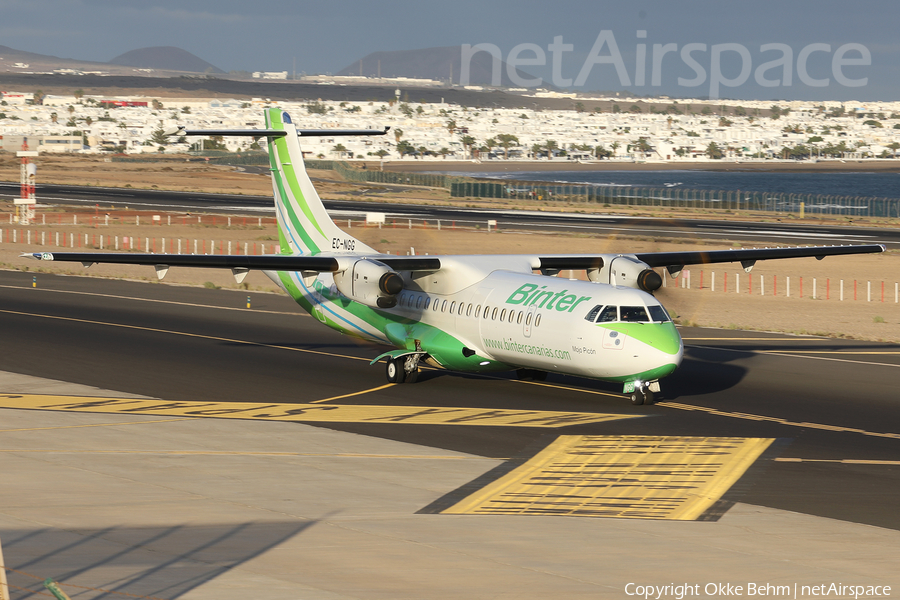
[424, 297, 430, 310]
[459, 303, 465, 316]
[516, 311, 523, 324]
[466, 304, 473, 317]
[535, 314, 542, 327]
[492, 307, 498, 320]
[648, 305, 671, 322]
[585, 305, 603, 322]
[525, 313, 532, 326]
[416, 296, 422, 309]
[450, 301, 456, 313]
[442, 300, 448, 312]
[597, 306, 618, 323]
[475, 305, 481, 318]
[620, 306, 650, 322]
[500, 309, 507, 321]
[483, 305, 489, 319]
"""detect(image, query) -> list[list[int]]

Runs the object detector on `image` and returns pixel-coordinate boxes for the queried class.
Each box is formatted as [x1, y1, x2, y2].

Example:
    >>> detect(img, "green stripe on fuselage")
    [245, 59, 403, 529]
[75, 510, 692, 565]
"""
[597, 321, 682, 355]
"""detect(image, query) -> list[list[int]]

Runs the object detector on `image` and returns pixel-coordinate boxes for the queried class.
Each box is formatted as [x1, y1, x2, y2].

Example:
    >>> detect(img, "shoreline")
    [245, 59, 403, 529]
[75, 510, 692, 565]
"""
[374, 159, 900, 174]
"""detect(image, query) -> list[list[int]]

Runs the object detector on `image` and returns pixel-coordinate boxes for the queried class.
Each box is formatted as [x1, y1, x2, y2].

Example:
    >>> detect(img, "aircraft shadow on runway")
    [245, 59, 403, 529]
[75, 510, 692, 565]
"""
[2, 521, 312, 599]
[404, 348, 749, 404]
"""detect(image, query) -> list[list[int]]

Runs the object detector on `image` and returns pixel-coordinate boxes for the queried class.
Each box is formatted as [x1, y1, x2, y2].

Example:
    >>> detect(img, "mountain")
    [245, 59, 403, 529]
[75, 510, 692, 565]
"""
[337, 46, 538, 87]
[108, 47, 224, 74]
[0, 45, 108, 69]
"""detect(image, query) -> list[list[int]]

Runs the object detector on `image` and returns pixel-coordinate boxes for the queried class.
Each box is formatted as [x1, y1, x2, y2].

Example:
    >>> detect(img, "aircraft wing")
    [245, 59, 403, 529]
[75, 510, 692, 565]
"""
[528, 244, 885, 272]
[632, 244, 886, 270]
[22, 251, 442, 281]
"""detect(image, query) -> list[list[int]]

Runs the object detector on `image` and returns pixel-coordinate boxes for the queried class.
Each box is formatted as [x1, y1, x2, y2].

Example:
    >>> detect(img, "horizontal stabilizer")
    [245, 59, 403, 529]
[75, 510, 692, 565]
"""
[171, 127, 390, 138]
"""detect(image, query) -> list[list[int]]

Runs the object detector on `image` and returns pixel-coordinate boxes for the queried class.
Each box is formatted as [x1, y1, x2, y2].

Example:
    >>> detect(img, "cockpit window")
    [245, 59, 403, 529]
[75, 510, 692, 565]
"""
[597, 305, 618, 323]
[584, 305, 603, 322]
[647, 305, 671, 322]
[620, 306, 650, 322]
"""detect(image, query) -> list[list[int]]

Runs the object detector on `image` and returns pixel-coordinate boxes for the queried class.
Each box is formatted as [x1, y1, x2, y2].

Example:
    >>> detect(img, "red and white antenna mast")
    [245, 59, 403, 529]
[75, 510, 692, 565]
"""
[15, 137, 38, 224]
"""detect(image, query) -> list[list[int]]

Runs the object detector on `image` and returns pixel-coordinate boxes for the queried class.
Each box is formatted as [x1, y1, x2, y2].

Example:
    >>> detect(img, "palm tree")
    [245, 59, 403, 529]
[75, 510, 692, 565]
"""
[706, 142, 723, 160]
[545, 139, 558, 160]
[496, 133, 519, 159]
[610, 141, 620, 157]
[889, 142, 900, 158]
[393, 128, 403, 144]
[461, 135, 476, 159]
[332, 143, 348, 158]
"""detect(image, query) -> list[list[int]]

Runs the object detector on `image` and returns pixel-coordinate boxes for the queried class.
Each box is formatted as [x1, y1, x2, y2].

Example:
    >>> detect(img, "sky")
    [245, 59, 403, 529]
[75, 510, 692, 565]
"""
[3, 0, 899, 101]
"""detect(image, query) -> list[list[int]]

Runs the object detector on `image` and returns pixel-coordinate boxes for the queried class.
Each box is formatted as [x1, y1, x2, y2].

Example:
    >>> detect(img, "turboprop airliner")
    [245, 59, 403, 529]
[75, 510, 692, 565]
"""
[25, 109, 885, 405]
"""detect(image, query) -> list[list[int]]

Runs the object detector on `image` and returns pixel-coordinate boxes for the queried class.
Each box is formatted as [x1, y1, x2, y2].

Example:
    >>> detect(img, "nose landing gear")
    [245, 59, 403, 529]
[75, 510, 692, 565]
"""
[627, 380, 660, 405]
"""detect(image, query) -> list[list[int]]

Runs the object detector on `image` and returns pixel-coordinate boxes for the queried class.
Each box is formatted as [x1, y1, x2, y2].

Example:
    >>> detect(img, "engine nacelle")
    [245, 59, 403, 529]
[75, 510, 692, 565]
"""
[333, 258, 404, 308]
[608, 256, 663, 293]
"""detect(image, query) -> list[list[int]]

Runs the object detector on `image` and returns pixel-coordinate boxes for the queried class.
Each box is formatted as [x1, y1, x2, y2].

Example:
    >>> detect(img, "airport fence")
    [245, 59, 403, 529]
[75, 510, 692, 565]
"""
[666, 268, 898, 303]
[450, 181, 900, 218]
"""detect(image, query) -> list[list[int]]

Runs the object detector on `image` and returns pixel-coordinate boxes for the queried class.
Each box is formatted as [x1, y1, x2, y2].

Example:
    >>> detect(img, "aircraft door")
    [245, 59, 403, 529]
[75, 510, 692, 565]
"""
[523, 304, 536, 338]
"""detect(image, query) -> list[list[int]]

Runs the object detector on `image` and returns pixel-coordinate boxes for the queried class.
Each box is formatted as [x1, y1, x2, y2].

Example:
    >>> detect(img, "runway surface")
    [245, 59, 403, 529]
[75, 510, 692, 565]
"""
[3, 182, 898, 248]
[1, 270, 898, 530]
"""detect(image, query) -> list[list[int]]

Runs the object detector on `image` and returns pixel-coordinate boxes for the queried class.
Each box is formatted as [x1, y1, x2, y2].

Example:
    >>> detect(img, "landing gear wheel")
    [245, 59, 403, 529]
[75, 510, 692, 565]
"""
[643, 389, 655, 405]
[403, 354, 420, 384]
[386, 358, 406, 384]
[630, 390, 644, 406]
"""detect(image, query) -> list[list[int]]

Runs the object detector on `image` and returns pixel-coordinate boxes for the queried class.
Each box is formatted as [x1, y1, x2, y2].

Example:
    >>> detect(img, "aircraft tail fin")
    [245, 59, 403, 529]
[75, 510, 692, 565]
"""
[176, 110, 389, 256]
[263, 108, 373, 255]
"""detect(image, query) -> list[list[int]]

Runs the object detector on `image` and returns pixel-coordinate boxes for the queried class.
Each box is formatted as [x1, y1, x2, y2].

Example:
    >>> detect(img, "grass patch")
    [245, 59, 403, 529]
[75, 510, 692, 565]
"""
[203, 281, 220, 290]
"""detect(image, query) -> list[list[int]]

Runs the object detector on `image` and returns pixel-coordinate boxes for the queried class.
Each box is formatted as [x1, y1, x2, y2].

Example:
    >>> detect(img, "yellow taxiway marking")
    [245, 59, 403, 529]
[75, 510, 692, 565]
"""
[686, 343, 900, 369]
[510, 378, 623, 398]
[0, 395, 637, 429]
[658, 402, 900, 440]
[0, 417, 195, 433]
[0, 308, 370, 362]
[775, 458, 900, 466]
[441, 435, 772, 520]
[308, 383, 396, 403]
[0, 449, 494, 460]
[682, 337, 832, 341]
[0, 283, 306, 317]
[755, 350, 900, 355]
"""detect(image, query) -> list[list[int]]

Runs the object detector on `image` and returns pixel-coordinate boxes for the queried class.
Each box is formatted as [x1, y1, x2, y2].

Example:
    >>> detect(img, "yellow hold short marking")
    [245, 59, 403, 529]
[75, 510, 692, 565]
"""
[0, 395, 637, 428]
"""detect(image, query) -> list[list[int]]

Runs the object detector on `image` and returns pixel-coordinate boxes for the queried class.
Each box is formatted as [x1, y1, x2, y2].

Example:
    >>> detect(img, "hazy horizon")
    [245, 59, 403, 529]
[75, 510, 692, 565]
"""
[3, 0, 898, 101]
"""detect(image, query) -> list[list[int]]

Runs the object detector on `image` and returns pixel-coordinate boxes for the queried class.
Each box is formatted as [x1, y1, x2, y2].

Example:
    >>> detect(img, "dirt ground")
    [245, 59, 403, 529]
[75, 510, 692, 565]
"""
[3, 154, 899, 230]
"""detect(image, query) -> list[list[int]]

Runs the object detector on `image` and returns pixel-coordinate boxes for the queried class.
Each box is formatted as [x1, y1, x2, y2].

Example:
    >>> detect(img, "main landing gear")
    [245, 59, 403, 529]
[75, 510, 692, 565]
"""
[629, 382, 659, 406]
[386, 354, 420, 384]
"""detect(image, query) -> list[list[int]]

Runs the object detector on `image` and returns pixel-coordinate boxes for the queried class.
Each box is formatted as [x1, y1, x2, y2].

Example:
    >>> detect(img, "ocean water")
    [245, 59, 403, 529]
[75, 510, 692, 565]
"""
[450, 170, 900, 199]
